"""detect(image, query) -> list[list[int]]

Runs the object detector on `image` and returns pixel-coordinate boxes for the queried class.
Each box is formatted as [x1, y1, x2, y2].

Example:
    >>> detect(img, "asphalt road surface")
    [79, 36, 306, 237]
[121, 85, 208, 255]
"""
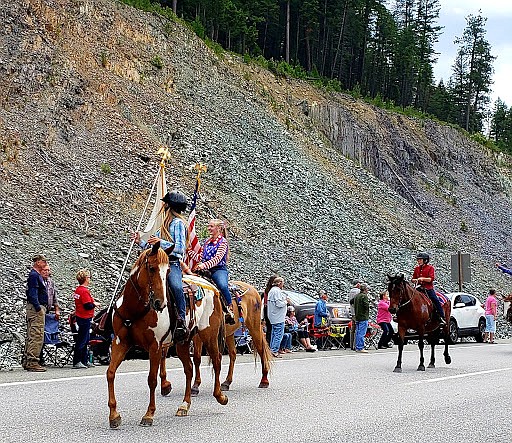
[1, 342, 511, 443]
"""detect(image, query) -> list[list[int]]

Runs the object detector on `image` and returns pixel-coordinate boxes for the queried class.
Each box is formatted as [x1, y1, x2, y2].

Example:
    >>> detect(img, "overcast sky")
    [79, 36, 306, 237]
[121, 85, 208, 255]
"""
[433, 0, 512, 107]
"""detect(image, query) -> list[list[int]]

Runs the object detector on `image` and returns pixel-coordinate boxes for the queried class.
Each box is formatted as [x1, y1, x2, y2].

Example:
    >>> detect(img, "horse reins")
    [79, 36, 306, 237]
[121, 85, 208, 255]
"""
[113, 254, 165, 328]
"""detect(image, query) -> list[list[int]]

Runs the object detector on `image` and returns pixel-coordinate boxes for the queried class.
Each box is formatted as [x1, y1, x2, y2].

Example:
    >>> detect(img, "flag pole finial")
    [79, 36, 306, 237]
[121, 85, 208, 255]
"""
[157, 147, 171, 167]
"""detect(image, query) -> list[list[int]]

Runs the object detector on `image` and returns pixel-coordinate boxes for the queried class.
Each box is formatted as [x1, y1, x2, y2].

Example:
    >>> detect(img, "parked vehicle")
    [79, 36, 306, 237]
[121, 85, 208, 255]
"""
[282, 290, 351, 327]
[392, 292, 486, 344]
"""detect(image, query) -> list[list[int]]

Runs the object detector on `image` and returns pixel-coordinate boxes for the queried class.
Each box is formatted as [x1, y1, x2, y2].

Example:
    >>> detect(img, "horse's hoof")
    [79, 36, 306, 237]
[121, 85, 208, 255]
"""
[428, 363, 435, 369]
[161, 384, 172, 397]
[191, 386, 199, 397]
[220, 381, 230, 391]
[217, 395, 228, 406]
[417, 365, 425, 371]
[445, 356, 452, 364]
[139, 417, 153, 427]
[393, 367, 402, 373]
[176, 403, 190, 417]
[109, 415, 122, 429]
[258, 381, 269, 388]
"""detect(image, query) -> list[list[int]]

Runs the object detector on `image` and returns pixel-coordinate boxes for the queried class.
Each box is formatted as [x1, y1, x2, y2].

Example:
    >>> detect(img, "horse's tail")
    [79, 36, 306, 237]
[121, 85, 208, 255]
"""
[257, 330, 273, 373]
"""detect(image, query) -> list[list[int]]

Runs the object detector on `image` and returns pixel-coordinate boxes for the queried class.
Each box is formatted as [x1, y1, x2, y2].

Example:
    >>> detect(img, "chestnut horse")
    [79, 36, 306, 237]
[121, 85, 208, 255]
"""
[387, 274, 452, 373]
[107, 245, 227, 428]
[190, 280, 272, 395]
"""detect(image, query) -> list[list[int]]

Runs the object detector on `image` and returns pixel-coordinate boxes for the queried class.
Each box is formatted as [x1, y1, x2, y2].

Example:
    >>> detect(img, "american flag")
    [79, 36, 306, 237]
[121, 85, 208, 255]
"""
[185, 179, 201, 269]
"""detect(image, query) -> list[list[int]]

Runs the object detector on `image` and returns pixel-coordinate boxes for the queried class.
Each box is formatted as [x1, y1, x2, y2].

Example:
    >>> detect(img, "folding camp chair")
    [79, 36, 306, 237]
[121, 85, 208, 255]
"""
[325, 324, 347, 350]
[306, 315, 330, 350]
[364, 322, 381, 350]
[41, 313, 74, 367]
[234, 325, 253, 355]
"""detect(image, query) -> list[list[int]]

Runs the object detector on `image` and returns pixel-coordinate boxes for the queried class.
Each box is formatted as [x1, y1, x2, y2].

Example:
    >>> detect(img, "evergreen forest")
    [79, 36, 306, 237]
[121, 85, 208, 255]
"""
[122, 0, 512, 154]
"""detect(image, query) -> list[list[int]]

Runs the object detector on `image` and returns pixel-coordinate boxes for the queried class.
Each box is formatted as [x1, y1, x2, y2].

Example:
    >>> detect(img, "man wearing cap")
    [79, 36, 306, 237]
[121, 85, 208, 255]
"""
[353, 283, 370, 353]
[23, 254, 49, 372]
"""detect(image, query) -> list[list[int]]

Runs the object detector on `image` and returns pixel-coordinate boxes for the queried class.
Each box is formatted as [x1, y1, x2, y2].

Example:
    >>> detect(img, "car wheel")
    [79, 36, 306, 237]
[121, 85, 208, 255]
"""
[475, 318, 486, 343]
[448, 319, 458, 344]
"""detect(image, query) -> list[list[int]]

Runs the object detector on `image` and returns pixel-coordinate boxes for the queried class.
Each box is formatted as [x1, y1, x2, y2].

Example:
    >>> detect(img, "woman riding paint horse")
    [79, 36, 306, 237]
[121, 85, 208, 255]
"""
[132, 190, 189, 341]
[188, 219, 236, 324]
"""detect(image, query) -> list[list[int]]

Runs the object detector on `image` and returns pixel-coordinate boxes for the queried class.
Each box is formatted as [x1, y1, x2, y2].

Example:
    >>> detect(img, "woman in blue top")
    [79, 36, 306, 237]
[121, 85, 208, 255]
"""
[190, 219, 235, 324]
[132, 190, 189, 341]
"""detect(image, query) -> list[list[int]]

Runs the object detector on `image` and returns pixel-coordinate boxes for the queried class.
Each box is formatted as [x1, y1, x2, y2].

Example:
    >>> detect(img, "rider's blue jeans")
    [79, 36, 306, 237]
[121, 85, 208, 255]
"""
[426, 289, 445, 319]
[167, 261, 186, 320]
[210, 266, 232, 305]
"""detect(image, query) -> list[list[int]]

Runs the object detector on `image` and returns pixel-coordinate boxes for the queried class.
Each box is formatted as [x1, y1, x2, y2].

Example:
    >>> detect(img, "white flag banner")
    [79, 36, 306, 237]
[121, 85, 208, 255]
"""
[140, 165, 167, 242]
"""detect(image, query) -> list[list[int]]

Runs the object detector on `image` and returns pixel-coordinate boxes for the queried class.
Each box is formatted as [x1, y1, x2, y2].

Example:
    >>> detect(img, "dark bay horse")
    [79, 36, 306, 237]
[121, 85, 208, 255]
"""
[387, 274, 452, 373]
[107, 245, 227, 428]
[189, 280, 272, 395]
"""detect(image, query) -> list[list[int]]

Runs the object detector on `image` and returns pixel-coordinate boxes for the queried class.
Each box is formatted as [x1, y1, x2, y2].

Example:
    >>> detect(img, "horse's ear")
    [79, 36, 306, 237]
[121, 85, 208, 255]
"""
[149, 242, 161, 256]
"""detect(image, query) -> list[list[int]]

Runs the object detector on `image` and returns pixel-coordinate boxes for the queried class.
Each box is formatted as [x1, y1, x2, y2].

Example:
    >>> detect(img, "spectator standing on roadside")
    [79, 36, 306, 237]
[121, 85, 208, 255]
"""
[72, 269, 99, 369]
[348, 280, 361, 350]
[262, 275, 277, 344]
[267, 277, 289, 358]
[354, 283, 370, 353]
[376, 291, 393, 349]
[39, 264, 61, 366]
[483, 289, 498, 344]
[23, 254, 49, 372]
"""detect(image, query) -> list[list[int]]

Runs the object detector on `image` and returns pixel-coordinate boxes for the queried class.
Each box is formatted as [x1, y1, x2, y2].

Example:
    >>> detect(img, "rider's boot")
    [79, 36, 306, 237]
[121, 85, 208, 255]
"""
[225, 302, 236, 325]
[174, 317, 189, 342]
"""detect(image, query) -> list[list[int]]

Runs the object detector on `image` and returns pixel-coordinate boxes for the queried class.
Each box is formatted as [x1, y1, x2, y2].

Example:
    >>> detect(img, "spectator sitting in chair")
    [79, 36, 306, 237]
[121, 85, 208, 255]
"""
[285, 306, 316, 352]
[314, 290, 330, 327]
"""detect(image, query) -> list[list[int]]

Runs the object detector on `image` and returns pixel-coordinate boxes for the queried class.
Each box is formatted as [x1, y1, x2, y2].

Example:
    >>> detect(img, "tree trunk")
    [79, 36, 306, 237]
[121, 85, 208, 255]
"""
[286, 0, 290, 63]
[172, 0, 177, 15]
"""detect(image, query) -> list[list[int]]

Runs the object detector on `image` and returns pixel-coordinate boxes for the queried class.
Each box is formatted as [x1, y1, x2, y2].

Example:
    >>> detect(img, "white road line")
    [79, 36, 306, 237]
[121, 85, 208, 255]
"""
[405, 367, 512, 386]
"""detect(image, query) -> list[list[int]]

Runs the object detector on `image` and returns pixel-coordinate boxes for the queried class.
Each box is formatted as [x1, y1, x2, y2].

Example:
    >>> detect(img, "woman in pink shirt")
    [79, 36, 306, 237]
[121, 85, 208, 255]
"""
[483, 289, 498, 344]
[377, 291, 393, 349]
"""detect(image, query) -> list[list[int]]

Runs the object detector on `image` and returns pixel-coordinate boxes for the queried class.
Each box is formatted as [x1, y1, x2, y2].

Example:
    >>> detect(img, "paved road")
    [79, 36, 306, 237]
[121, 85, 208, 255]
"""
[1, 342, 511, 443]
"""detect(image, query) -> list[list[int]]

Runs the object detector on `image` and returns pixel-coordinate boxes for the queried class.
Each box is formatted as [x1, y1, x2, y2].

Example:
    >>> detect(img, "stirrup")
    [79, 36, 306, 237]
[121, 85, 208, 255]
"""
[225, 307, 236, 325]
[174, 319, 189, 342]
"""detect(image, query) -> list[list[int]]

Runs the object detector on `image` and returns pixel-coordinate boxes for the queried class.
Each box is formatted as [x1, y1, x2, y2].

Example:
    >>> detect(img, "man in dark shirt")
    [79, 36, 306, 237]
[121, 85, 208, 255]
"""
[23, 254, 49, 372]
[353, 283, 370, 353]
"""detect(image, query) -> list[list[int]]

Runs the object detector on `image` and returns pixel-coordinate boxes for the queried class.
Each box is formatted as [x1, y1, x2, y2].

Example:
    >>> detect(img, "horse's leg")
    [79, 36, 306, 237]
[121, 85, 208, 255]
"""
[160, 346, 172, 396]
[443, 325, 452, 365]
[191, 335, 202, 397]
[203, 333, 228, 406]
[393, 330, 405, 373]
[175, 342, 193, 416]
[417, 335, 425, 371]
[221, 333, 236, 391]
[107, 339, 130, 429]
[140, 344, 161, 427]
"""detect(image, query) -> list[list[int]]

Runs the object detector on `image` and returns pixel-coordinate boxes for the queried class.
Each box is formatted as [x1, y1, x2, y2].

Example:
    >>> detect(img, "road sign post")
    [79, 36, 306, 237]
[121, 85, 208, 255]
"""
[451, 252, 471, 291]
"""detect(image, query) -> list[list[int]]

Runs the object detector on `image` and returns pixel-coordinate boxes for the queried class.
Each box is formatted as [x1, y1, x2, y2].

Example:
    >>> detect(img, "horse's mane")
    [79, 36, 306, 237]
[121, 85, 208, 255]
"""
[133, 247, 168, 269]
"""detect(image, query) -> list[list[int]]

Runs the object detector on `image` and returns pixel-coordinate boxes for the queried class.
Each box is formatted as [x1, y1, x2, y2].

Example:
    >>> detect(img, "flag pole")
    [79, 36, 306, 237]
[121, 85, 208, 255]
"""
[107, 147, 171, 312]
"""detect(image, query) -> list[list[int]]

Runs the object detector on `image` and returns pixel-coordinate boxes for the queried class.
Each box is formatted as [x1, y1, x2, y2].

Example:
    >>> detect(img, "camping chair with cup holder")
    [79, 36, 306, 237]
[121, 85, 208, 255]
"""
[41, 313, 74, 367]
[364, 322, 381, 350]
[306, 315, 331, 350]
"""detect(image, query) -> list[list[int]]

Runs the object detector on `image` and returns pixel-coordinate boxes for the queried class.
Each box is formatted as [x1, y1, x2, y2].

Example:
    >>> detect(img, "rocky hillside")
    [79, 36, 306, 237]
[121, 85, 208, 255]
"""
[2, 0, 512, 336]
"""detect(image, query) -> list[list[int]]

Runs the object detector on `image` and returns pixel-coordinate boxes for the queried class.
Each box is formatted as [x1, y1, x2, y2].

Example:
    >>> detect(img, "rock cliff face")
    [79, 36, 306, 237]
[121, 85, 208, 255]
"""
[1, 0, 512, 335]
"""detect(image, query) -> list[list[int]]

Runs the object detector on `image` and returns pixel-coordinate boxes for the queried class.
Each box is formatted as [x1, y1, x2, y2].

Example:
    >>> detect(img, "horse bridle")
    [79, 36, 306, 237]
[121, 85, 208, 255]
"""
[393, 281, 415, 312]
[114, 253, 165, 328]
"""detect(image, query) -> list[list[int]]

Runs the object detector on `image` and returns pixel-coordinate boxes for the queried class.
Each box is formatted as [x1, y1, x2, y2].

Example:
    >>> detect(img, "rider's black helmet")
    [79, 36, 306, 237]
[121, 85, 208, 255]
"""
[416, 252, 430, 263]
[161, 190, 188, 214]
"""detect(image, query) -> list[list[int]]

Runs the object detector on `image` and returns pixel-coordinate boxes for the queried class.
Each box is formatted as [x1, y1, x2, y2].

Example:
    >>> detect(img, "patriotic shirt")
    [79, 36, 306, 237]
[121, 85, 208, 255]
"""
[190, 236, 228, 270]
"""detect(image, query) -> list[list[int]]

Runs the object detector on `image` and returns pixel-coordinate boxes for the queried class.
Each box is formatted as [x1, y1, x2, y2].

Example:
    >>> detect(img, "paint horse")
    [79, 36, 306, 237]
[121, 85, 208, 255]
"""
[387, 274, 452, 373]
[107, 244, 227, 428]
[189, 280, 272, 395]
